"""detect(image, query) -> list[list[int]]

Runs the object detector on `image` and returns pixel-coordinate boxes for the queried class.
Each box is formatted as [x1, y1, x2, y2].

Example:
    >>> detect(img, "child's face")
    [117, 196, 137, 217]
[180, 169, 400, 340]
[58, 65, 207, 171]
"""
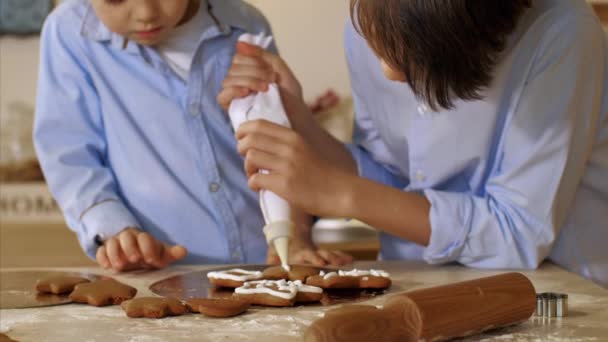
[90, 0, 192, 46]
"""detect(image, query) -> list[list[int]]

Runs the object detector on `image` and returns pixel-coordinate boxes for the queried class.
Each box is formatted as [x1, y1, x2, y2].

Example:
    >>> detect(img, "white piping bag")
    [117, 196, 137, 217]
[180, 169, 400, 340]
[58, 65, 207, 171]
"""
[228, 33, 294, 271]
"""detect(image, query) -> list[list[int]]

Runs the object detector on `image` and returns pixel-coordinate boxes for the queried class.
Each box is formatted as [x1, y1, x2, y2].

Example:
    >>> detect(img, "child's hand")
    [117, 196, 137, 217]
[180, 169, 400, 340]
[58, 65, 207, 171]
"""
[237, 120, 355, 218]
[267, 242, 354, 267]
[218, 42, 309, 125]
[96, 227, 188, 272]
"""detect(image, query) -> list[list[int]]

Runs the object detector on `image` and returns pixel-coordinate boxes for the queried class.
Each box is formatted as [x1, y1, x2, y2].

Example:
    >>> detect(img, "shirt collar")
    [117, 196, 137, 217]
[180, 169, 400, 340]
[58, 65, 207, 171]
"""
[80, 0, 260, 46]
[207, 0, 261, 34]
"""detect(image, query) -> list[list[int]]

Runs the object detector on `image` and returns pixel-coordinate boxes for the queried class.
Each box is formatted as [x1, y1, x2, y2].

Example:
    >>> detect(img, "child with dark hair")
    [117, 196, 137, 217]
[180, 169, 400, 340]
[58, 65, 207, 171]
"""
[220, 0, 608, 286]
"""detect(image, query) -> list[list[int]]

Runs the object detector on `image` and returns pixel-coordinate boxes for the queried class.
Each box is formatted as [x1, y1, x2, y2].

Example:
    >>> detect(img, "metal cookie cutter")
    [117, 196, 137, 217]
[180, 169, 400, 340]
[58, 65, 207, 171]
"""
[535, 292, 568, 318]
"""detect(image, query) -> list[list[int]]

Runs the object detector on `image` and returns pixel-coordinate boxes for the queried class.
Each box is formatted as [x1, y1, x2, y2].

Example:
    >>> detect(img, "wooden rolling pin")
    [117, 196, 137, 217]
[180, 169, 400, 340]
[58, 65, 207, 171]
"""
[304, 272, 536, 342]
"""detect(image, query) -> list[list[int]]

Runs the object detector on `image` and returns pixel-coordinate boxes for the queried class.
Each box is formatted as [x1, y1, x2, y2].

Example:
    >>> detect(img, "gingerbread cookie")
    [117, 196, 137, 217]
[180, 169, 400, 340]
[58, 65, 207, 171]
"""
[306, 269, 392, 289]
[207, 268, 264, 288]
[262, 265, 321, 282]
[35, 275, 91, 295]
[234, 280, 323, 307]
[121, 297, 187, 319]
[186, 298, 250, 318]
[69, 279, 137, 307]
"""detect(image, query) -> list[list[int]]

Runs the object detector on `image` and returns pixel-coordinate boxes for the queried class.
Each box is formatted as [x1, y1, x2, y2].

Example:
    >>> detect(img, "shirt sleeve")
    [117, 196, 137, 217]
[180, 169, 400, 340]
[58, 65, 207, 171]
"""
[33, 13, 140, 259]
[423, 14, 606, 268]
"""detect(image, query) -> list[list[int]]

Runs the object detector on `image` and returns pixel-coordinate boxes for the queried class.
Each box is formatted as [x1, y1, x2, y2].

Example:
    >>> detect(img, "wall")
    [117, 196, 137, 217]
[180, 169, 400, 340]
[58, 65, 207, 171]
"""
[0, 1, 351, 128]
[245, 0, 351, 99]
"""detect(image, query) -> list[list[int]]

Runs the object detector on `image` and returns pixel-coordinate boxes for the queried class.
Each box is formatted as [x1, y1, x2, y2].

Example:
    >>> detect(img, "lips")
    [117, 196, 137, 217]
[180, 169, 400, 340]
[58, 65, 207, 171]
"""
[134, 27, 163, 39]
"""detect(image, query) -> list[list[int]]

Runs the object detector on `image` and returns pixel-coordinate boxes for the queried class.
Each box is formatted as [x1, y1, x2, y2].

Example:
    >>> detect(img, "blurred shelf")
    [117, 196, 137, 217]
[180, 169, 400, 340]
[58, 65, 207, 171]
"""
[313, 218, 380, 261]
[0, 182, 64, 225]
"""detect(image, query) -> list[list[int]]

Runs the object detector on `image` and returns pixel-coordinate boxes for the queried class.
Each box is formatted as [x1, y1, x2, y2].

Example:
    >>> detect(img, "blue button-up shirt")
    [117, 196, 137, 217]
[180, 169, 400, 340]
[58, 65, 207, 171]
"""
[34, 0, 275, 264]
[346, 0, 608, 286]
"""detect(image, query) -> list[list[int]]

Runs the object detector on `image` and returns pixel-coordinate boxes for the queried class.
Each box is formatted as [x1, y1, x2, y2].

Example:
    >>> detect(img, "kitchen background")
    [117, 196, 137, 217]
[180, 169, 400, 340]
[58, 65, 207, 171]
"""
[1, 0, 607, 268]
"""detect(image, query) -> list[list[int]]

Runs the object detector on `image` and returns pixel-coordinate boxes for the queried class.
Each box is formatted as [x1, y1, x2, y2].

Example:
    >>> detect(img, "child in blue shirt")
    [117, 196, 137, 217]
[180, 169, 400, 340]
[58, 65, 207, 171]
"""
[34, 0, 351, 272]
[220, 0, 608, 287]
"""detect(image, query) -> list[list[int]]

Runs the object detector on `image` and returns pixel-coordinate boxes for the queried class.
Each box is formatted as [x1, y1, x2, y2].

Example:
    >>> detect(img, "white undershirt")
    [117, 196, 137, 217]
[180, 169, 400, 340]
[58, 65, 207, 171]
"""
[157, 1, 210, 80]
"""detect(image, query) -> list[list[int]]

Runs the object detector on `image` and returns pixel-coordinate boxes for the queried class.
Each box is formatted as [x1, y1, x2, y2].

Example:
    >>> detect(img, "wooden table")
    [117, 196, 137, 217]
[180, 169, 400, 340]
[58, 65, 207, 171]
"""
[1, 261, 606, 341]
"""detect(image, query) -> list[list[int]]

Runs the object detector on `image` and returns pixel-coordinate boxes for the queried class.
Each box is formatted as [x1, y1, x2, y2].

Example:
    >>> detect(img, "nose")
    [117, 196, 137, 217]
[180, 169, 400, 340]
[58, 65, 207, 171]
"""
[133, 0, 159, 24]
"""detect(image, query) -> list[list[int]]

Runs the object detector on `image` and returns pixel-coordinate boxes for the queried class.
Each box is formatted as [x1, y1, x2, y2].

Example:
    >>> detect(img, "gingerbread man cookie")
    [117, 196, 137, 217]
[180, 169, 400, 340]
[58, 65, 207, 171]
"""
[186, 298, 251, 318]
[69, 279, 137, 307]
[121, 297, 187, 319]
[235, 279, 323, 307]
[262, 265, 321, 282]
[207, 268, 264, 288]
[306, 269, 392, 289]
[36, 275, 91, 295]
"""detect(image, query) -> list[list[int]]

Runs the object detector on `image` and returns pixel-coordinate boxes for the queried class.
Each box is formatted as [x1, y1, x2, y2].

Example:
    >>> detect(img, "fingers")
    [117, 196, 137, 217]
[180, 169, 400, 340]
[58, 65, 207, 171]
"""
[96, 246, 110, 269]
[105, 238, 129, 271]
[217, 86, 251, 110]
[235, 120, 296, 141]
[293, 250, 327, 267]
[237, 130, 289, 157]
[118, 230, 141, 263]
[228, 63, 275, 84]
[244, 149, 285, 178]
[137, 232, 164, 269]
[318, 250, 353, 266]
[248, 172, 275, 193]
[333, 250, 355, 265]
[222, 75, 269, 93]
[161, 245, 188, 265]
[236, 41, 265, 57]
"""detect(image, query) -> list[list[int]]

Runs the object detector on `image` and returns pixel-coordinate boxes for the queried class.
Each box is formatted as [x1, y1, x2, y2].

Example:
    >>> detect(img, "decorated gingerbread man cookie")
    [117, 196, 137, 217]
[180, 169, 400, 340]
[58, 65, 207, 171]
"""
[262, 265, 321, 282]
[207, 269, 264, 288]
[306, 269, 392, 289]
[234, 279, 324, 307]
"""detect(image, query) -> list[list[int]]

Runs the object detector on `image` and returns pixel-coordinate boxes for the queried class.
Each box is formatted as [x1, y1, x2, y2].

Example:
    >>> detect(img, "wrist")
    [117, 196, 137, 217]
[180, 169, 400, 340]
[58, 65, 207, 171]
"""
[332, 172, 361, 218]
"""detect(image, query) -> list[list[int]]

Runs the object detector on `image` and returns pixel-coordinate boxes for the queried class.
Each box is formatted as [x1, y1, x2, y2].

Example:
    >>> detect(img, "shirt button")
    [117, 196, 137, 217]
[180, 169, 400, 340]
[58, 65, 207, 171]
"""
[209, 182, 220, 193]
[415, 170, 427, 182]
[189, 104, 199, 116]
[417, 103, 429, 116]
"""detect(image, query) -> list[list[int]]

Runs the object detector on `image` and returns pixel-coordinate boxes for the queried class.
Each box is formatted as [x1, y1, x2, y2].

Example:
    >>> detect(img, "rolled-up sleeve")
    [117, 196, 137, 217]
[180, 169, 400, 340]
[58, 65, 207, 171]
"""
[422, 15, 605, 269]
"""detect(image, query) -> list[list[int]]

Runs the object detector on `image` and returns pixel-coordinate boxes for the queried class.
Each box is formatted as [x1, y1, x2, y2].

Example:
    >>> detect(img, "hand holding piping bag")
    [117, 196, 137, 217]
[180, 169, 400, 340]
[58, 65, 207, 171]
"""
[226, 33, 297, 271]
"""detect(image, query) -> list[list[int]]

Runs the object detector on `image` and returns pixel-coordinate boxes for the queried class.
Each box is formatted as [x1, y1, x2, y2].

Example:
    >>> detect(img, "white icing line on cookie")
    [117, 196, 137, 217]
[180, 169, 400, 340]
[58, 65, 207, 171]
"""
[322, 272, 338, 280]
[235, 280, 322, 300]
[339, 269, 390, 278]
[291, 280, 323, 294]
[207, 269, 263, 282]
[318, 269, 390, 279]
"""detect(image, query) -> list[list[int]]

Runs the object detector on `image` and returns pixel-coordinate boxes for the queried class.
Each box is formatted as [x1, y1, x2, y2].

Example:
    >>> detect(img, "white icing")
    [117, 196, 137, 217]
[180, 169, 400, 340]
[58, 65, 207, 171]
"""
[318, 269, 390, 279]
[340, 269, 390, 278]
[235, 280, 322, 300]
[207, 269, 263, 282]
[322, 272, 338, 280]
[290, 280, 323, 294]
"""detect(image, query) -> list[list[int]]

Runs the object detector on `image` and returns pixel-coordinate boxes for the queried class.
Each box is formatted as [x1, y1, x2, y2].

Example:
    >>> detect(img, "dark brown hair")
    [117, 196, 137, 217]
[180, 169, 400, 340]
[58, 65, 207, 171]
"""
[351, 0, 531, 110]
